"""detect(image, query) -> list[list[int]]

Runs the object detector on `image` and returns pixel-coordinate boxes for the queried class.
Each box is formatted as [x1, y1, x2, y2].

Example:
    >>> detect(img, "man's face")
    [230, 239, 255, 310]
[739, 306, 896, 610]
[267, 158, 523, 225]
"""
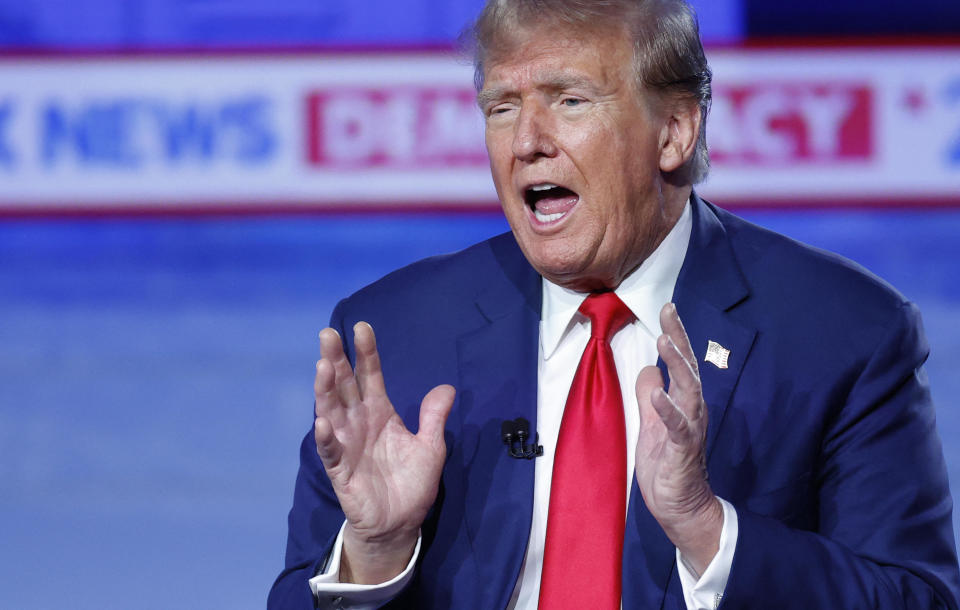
[480, 25, 682, 292]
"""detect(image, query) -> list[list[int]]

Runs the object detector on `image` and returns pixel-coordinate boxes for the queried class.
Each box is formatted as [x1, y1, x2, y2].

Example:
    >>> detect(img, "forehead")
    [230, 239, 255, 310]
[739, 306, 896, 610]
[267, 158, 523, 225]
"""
[481, 24, 634, 90]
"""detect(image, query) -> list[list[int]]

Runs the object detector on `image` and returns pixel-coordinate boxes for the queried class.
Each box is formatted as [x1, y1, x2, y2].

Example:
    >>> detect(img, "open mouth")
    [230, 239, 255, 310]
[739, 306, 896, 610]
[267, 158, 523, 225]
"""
[524, 183, 580, 224]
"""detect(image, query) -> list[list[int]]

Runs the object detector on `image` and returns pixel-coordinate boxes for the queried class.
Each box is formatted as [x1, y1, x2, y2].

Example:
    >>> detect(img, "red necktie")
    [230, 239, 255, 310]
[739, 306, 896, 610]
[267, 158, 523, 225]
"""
[539, 292, 634, 609]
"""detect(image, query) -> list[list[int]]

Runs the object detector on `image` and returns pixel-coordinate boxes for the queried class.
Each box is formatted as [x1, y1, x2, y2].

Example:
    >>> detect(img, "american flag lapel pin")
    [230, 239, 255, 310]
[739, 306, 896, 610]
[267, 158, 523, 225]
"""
[705, 340, 730, 369]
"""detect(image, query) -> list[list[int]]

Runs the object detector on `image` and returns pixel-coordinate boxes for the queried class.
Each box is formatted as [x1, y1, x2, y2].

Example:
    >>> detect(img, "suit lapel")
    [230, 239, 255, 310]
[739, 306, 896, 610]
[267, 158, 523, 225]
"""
[454, 235, 541, 609]
[624, 195, 757, 608]
[673, 195, 757, 458]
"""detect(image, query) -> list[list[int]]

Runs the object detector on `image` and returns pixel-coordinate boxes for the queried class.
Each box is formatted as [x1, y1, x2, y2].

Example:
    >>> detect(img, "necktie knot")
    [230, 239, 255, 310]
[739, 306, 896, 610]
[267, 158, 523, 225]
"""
[579, 292, 634, 342]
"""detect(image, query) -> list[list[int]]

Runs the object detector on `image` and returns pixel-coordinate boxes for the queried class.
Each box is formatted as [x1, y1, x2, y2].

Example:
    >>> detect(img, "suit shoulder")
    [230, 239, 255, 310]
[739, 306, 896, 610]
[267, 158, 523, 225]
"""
[718, 206, 907, 305]
[708, 204, 913, 344]
[332, 231, 520, 322]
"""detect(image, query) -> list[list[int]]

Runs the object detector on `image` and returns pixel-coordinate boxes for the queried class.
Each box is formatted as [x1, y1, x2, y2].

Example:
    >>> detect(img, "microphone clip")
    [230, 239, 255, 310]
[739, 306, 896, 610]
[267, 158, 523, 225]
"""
[501, 417, 543, 460]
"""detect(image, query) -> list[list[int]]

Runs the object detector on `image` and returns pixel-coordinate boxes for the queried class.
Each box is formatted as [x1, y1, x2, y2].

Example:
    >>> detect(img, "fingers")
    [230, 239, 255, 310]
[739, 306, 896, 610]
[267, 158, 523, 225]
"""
[656, 304, 704, 421]
[315, 357, 348, 427]
[418, 384, 456, 453]
[651, 387, 692, 445]
[657, 334, 700, 402]
[636, 365, 665, 403]
[353, 322, 388, 402]
[637, 365, 694, 445]
[314, 415, 345, 469]
[636, 365, 667, 426]
[659, 303, 698, 375]
[319, 327, 361, 407]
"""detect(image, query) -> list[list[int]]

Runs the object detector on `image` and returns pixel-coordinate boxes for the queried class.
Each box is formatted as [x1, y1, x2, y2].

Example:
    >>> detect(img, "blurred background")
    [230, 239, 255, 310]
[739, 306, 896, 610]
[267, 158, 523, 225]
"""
[1, 1, 958, 608]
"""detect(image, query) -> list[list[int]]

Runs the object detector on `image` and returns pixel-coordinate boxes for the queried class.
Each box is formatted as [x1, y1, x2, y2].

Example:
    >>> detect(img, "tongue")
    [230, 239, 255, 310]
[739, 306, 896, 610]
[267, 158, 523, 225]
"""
[535, 193, 579, 216]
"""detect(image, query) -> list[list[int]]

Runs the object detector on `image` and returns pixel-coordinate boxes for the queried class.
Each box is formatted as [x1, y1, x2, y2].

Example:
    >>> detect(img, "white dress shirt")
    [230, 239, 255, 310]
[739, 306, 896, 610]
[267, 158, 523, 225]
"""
[311, 201, 738, 610]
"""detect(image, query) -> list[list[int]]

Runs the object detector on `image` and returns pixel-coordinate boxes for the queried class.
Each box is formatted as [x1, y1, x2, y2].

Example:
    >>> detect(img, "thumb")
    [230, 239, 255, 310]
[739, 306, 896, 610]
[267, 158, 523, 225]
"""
[418, 384, 456, 452]
[636, 365, 665, 418]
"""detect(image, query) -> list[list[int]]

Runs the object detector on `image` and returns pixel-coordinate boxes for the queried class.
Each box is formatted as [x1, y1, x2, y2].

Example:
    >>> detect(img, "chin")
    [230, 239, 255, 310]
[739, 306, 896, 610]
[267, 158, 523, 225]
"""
[521, 241, 583, 275]
[529, 254, 609, 291]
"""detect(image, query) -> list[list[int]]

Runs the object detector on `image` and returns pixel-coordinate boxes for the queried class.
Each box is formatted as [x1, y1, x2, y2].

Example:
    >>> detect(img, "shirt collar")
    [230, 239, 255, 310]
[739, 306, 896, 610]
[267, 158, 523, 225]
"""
[540, 199, 693, 359]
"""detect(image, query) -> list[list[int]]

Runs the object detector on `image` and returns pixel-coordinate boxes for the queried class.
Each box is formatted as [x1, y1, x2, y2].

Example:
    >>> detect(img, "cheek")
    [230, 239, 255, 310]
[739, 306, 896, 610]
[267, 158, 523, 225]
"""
[485, 130, 507, 164]
[563, 122, 612, 161]
[487, 139, 513, 185]
[562, 121, 629, 194]
[487, 157, 511, 198]
[485, 121, 518, 156]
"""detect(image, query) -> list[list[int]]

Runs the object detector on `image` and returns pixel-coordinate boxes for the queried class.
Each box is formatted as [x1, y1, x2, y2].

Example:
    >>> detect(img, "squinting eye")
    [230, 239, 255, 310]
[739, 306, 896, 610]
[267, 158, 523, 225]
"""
[562, 98, 583, 107]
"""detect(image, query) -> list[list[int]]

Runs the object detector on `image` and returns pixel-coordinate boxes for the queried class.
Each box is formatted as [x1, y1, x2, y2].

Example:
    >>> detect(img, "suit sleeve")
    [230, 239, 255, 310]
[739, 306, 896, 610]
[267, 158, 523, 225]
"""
[722, 302, 960, 608]
[268, 301, 353, 609]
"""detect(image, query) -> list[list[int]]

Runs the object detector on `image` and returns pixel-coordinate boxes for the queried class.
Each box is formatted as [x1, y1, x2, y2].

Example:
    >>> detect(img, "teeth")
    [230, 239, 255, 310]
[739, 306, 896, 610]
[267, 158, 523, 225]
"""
[534, 209, 565, 223]
[530, 183, 558, 192]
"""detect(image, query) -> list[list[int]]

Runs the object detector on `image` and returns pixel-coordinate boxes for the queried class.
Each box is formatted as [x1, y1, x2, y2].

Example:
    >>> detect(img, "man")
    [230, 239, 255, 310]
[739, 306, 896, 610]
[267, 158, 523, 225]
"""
[270, 0, 960, 608]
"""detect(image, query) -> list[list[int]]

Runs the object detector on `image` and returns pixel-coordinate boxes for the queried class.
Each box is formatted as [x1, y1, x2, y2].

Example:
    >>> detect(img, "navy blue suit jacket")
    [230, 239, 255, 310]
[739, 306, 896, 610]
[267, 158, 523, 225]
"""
[270, 196, 960, 608]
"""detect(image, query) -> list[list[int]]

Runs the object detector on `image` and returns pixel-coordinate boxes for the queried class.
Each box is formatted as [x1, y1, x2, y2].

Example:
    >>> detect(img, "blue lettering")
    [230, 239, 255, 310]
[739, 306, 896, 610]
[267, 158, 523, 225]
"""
[150, 102, 216, 162]
[40, 96, 276, 169]
[0, 100, 17, 167]
[150, 97, 274, 165]
[0, 100, 14, 167]
[219, 96, 275, 164]
[40, 104, 71, 165]
[42, 100, 142, 167]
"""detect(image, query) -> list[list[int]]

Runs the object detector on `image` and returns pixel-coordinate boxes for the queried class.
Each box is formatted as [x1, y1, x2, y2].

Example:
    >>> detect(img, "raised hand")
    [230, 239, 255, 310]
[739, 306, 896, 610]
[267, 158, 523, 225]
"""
[634, 303, 723, 576]
[314, 321, 455, 584]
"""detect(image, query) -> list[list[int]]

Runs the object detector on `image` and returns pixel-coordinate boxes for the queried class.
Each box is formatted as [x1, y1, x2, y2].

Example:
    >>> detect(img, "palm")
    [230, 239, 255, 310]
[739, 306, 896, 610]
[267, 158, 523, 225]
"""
[327, 398, 447, 538]
[314, 322, 454, 551]
[635, 370, 708, 517]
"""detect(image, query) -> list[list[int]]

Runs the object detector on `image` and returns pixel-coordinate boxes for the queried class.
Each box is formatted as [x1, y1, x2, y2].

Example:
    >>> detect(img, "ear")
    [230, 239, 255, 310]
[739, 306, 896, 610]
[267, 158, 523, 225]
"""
[658, 102, 701, 173]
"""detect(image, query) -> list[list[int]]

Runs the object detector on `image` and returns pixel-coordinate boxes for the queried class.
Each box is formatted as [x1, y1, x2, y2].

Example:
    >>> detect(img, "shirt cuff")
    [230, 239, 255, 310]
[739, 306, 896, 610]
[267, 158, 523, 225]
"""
[676, 497, 738, 610]
[309, 521, 421, 610]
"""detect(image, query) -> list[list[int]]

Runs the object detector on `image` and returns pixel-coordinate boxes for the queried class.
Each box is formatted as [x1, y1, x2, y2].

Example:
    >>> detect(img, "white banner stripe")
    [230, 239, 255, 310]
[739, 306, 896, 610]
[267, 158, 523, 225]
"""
[0, 49, 957, 210]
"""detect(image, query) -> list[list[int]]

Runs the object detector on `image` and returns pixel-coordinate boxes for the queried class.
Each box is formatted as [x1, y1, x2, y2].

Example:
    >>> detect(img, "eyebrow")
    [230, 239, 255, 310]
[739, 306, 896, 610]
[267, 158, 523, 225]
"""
[477, 75, 598, 109]
[476, 87, 507, 109]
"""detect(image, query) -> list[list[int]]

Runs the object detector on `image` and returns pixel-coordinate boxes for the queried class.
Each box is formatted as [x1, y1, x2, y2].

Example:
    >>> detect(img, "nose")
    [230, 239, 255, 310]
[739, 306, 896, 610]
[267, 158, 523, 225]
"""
[512, 101, 558, 162]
